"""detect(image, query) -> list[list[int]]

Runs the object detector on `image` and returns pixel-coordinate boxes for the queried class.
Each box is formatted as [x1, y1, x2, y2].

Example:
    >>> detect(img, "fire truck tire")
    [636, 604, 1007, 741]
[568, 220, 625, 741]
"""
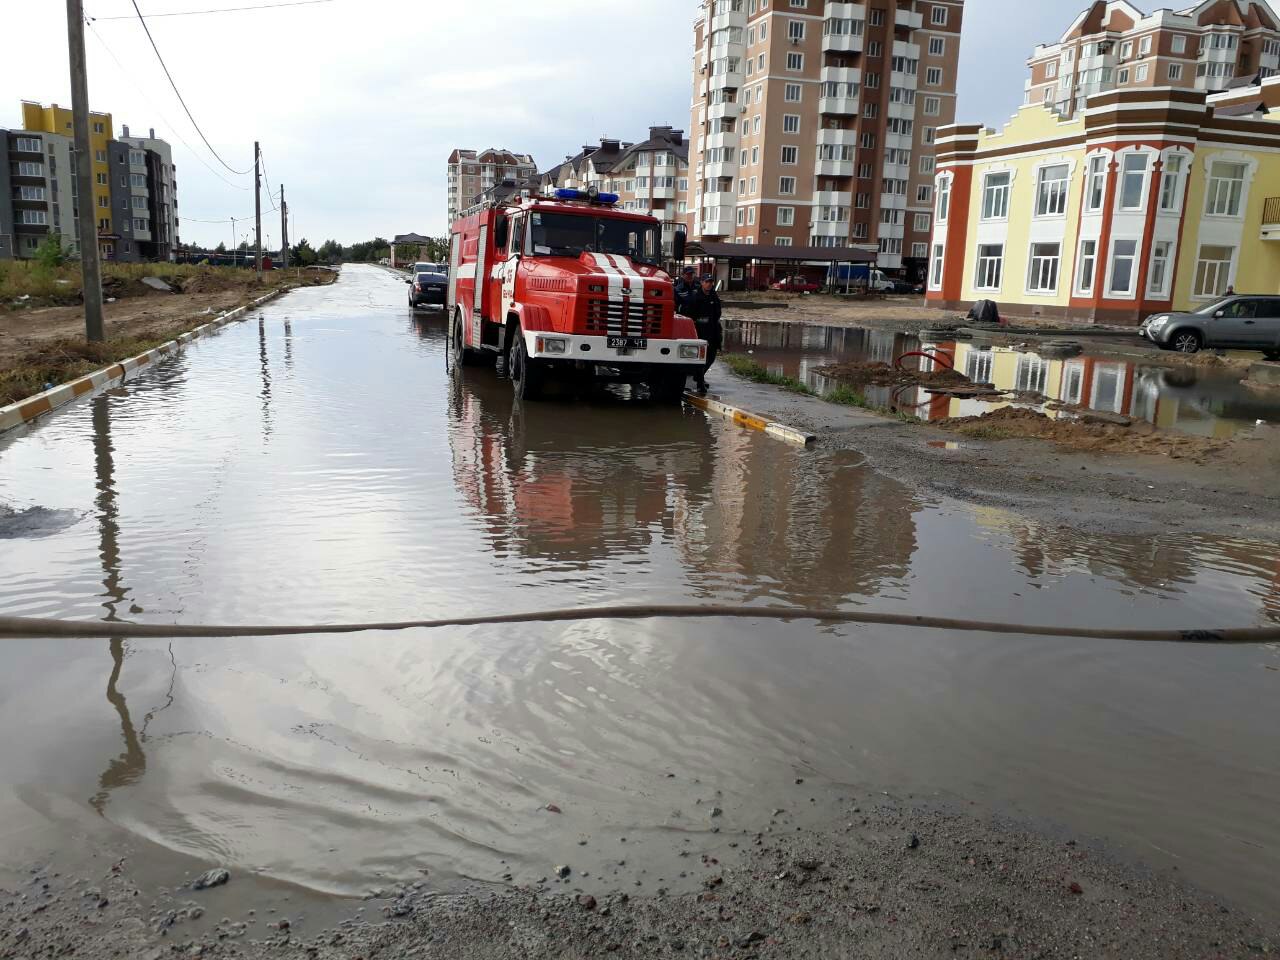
[451, 310, 480, 368]
[508, 329, 545, 400]
[649, 374, 688, 405]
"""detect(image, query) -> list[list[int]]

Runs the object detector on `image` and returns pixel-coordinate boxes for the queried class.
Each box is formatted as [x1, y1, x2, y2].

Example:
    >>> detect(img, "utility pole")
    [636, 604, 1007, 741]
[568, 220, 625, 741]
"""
[253, 140, 262, 278]
[279, 183, 289, 269]
[67, 0, 104, 342]
[230, 216, 236, 267]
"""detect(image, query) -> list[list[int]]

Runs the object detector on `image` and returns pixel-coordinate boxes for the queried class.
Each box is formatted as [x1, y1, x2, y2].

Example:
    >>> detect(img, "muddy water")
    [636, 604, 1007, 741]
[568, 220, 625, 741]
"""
[1, 265, 1278, 915]
[725, 319, 1280, 439]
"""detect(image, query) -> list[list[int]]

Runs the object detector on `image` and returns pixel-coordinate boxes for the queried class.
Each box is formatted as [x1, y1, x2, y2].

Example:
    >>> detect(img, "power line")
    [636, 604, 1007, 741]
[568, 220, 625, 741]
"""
[126, 0, 253, 176]
[258, 149, 280, 213]
[93, 0, 336, 19]
[85, 21, 251, 191]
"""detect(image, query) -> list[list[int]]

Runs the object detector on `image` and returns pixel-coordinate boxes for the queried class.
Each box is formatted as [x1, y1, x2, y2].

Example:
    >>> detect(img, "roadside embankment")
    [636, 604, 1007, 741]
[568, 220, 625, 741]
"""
[5, 799, 1274, 959]
[0, 264, 337, 405]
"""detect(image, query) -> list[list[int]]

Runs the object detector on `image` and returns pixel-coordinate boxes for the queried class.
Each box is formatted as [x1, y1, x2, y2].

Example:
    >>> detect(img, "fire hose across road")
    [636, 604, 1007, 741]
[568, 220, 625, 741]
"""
[0, 606, 1274, 644]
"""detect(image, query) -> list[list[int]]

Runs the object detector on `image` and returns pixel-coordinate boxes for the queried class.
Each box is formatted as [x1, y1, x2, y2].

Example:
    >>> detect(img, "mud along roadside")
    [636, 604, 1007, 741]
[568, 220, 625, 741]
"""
[704, 363, 1280, 541]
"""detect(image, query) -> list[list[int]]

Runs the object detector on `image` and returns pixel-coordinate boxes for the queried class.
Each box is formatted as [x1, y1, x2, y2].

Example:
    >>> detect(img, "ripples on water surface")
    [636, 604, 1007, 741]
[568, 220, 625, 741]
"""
[0, 266, 1277, 909]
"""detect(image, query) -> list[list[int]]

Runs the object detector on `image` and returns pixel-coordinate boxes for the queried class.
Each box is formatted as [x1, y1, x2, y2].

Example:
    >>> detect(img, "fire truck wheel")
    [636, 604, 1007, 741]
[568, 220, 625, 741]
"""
[451, 310, 477, 369]
[508, 331, 544, 400]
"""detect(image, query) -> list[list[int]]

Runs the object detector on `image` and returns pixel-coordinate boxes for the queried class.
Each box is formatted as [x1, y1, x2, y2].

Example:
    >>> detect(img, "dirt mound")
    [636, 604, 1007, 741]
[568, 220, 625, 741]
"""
[171, 270, 245, 295]
[939, 405, 1225, 460]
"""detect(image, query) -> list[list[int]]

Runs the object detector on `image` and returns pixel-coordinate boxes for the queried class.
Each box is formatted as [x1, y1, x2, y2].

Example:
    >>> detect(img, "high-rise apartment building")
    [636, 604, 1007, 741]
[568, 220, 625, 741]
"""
[111, 125, 180, 262]
[21, 101, 115, 258]
[0, 128, 78, 260]
[684, 0, 963, 277]
[1025, 0, 1280, 118]
[540, 127, 691, 254]
[447, 148, 537, 225]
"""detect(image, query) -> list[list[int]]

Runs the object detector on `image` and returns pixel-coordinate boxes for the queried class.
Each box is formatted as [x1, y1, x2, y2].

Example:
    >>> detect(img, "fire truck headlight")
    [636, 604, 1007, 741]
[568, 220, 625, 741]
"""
[679, 344, 705, 360]
[537, 337, 568, 355]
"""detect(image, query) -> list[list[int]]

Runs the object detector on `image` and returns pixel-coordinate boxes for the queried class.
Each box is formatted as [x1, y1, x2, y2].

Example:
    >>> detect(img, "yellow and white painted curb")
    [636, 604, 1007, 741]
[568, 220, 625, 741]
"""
[0, 288, 290, 436]
[683, 391, 815, 447]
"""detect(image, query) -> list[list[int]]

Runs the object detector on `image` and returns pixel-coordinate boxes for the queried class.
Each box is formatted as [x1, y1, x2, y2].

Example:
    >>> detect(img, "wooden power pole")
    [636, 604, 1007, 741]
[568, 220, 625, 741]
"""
[254, 140, 262, 277]
[280, 183, 289, 268]
[66, 0, 105, 342]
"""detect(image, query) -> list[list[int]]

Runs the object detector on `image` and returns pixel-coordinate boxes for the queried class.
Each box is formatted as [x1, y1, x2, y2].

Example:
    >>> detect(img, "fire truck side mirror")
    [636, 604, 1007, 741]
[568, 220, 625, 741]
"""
[673, 230, 687, 263]
[493, 217, 509, 251]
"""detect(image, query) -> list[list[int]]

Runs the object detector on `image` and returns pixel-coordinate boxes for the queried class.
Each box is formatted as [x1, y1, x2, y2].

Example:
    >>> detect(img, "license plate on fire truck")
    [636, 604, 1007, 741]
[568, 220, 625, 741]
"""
[608, 336, 647, 350]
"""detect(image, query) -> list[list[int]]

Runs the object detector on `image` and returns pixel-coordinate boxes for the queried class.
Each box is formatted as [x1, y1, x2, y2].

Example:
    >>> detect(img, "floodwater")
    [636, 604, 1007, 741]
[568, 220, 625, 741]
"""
[725, 319, 1280, 439]
[1, 265, 1278, 915]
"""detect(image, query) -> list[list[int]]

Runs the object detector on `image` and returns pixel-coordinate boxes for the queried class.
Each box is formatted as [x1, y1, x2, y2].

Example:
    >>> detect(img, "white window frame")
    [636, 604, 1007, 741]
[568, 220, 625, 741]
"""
[913, 212, 931, 232]
[778, 176, 797, 195]
[1168, 63, 1182, 81]
[1139, 35, 1152, 57]
[777, 206, 796, 227]
[786, 51, 804, 71]
[935, 173, 952, 222]
[1026, 241, 1061, 294]
[1204, 160, 1247, 218]
[784, 83, 803, 102]
[1074, 238, 1098, 295]
[780, 145, 798, 164]
[1147, 240, 1173, 298]
[1034, 163, 1070, 217]
[929, 243, 945, 290]
[930, 37, 946, 57]
[1172, 34, 1186, 54]
[923, 96, 941, 116]
[1085, 154, 1107, 212]
[926, 66, 943, 85]
[980, 171, 1011, 221]
[787, 19, 805, 40]
[974, 244, 1004, 291]
[931, 5, 947, 25]
[1192, 244, 1235, 299]
[782, 114, 800, 133]
[1117, 152, 1150, 212]
[1106, 238, 1139, 297]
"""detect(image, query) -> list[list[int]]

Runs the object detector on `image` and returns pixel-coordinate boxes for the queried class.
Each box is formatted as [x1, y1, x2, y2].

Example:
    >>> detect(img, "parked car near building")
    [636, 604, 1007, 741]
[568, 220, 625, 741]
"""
[771, 276, 820, 294]
[1140, 295, 1280, 358]
[409, 266, 448, 308]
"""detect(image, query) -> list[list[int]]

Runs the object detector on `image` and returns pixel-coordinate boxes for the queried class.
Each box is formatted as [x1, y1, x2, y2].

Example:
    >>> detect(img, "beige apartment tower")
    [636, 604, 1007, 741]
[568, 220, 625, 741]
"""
[446, 148, 537, 225]
[685, 0, 964, 278]
[1026, 0, 1280, 118]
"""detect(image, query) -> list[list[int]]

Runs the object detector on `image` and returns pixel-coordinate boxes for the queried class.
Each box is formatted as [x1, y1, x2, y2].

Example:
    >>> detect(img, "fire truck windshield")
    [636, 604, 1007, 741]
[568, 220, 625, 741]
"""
[528, 211, 660, 264]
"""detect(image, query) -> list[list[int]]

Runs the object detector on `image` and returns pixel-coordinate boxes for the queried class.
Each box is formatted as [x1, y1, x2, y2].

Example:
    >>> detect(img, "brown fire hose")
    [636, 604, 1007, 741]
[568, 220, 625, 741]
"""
[0, 606, 1274, 644]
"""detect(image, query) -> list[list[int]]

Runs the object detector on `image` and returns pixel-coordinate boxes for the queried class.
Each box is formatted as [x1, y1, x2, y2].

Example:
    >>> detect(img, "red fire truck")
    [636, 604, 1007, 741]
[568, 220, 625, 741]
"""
[447, 186, 706, 401]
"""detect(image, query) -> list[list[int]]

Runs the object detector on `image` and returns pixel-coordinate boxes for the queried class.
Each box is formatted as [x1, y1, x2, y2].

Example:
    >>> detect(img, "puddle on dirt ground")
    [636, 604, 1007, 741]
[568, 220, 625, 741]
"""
[724, 319, 1280, 440]
[0, 267, 1278, 920]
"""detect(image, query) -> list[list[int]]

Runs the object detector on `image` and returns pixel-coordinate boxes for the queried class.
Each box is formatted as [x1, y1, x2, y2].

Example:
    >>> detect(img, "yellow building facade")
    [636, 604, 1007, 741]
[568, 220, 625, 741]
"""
[20, 101, 115, 252]
[927, 84, 1280, 324]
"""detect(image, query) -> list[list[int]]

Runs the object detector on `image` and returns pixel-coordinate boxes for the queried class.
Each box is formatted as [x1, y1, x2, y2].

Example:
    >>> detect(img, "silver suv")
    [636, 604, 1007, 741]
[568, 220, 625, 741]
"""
[1140, 295, 1280, 358]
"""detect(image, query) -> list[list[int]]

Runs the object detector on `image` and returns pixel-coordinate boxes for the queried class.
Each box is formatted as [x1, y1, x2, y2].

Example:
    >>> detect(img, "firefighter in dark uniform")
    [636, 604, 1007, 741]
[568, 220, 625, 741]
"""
[687, 274, 722, 394]
[673, 265, 697, 315]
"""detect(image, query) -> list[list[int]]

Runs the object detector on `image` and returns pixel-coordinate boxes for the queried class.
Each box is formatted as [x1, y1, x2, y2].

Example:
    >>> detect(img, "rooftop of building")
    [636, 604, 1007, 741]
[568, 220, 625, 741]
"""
[1030, 0, 1280, 57]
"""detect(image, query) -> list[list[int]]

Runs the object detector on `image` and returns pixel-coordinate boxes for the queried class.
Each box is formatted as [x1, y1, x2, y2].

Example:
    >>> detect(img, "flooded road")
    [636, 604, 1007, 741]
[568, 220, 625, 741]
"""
[1, 265, 1278, 914]
[725, 319, 1280, 439]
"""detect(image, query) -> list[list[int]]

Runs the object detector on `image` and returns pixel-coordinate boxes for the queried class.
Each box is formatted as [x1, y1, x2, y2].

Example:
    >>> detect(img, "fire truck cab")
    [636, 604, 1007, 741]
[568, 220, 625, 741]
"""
[447, 187, 706, 401]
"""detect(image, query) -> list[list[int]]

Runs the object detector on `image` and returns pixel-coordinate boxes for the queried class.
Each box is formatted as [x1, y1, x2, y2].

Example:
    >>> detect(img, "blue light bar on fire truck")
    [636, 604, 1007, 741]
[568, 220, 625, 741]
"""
[554, 188, 619, 205]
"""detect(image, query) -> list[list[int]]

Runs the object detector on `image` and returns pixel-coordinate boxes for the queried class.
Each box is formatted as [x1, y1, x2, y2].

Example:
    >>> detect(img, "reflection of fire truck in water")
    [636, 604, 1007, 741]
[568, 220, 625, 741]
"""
[447, 186, 706, 402]
[447, 371, 715, 563]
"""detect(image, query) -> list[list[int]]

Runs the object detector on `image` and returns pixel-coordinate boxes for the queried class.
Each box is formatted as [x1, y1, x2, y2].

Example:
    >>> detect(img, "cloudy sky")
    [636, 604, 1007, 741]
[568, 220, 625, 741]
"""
[3, 0, 1084, 249]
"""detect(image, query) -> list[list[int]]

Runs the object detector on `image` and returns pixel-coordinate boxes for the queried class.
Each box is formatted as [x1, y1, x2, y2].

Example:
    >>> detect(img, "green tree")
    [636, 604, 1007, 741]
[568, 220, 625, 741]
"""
[317, 239, 343, 262]
[214, 241, 227, 254]
[291, 238, 318, 266]
[34, 233, 67, 269]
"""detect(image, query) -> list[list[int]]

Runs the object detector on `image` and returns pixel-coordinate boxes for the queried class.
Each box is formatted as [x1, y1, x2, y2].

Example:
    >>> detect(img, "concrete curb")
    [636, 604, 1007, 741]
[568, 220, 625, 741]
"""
[0, 287, 291, 436]
[684, 391, 815, 447]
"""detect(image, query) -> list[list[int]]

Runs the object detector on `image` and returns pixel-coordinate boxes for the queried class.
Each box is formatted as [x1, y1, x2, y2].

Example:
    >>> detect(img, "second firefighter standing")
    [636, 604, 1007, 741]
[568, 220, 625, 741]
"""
[685, 275, 722, 394]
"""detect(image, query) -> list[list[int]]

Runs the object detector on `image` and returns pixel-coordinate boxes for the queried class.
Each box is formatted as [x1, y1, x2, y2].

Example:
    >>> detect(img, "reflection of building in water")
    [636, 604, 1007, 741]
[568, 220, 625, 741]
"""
[447, 372, 715, 565]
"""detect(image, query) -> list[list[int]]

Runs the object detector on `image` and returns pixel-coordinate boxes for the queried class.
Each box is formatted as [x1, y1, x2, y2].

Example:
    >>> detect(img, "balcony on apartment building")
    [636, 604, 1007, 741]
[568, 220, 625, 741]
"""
[887, 97, 916, 120]
[820, 66, 861, 115]
[649, 180, 678, 200]
[811, 217, 851, 239]
[813, 190, 852, 209]
[894, 6, 923, 30]
[823, 4, 866, 53]
[702, 208, 735, 237]
[705, 129, 740, 154]
[1262, 196, 1280, 241]
[707, 98, 744, 122]
[708, 60, 745, 91]
[709, 2, 747, 34]
[704, 156, 739, 180]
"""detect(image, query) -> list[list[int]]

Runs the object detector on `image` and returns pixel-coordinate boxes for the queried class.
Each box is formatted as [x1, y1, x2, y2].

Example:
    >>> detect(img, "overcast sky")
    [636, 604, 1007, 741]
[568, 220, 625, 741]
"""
[2, 0, 1082, 249]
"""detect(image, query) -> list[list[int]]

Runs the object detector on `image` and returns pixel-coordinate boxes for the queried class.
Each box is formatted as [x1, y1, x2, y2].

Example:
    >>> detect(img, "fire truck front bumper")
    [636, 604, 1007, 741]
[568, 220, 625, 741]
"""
[524, 332, 708, 380]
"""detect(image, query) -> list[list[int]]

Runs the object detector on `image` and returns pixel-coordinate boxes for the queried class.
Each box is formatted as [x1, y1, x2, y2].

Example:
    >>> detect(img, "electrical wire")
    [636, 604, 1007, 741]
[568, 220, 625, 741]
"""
[93, 0, 336, 20]
[126, 0, 253, 176]
[85, 22, 251, 191]
[258, 149, 280, 213]
[182, 214, 255, 223]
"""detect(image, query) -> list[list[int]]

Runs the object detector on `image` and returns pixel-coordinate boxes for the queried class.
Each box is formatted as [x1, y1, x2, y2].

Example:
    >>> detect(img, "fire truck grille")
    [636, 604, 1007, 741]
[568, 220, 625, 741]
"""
[585, 299, 664, 337]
